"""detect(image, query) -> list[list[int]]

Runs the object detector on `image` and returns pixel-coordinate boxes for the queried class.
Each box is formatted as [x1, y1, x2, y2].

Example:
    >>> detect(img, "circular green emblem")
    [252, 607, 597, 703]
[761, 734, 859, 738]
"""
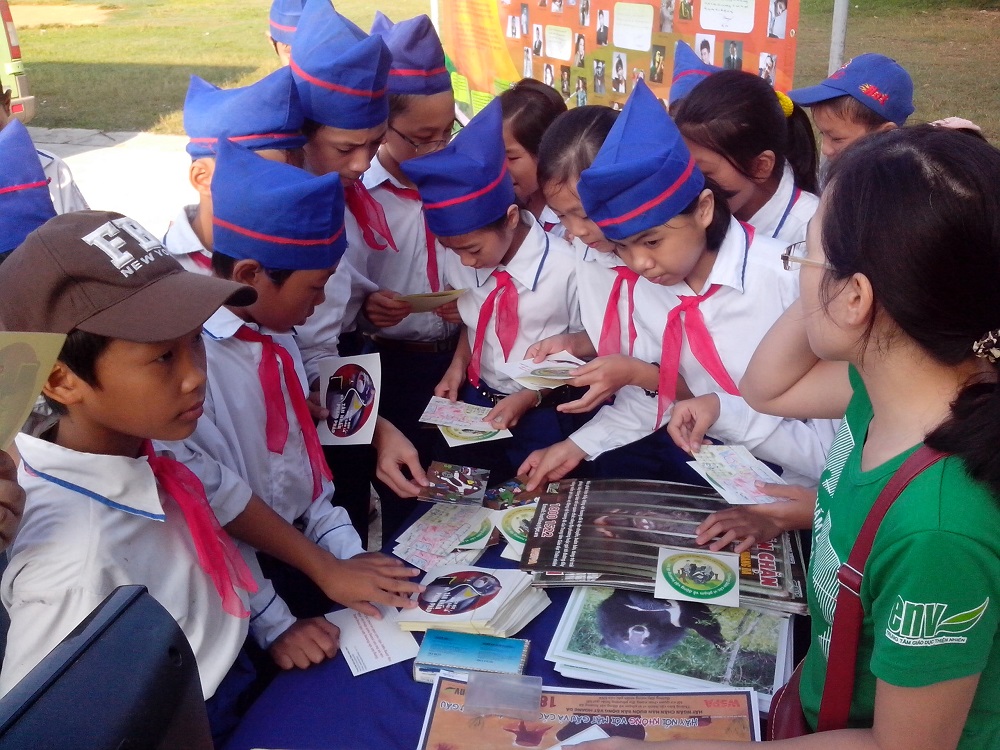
[662, 553, 736, 600]
[458, 518, 492, 547]
[501, 506, 535, 543]
[441, 426, 499, 441]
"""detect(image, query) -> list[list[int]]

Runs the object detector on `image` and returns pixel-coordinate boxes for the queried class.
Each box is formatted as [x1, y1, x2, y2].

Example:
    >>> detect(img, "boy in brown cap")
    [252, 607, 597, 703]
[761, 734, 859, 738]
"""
[0, 211, 260, 736]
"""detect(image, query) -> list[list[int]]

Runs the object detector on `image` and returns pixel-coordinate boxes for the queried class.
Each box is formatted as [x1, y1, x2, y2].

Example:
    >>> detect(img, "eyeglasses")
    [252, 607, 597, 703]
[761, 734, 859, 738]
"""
[389, 121, 461, 155]
[781, 241, 834, 271]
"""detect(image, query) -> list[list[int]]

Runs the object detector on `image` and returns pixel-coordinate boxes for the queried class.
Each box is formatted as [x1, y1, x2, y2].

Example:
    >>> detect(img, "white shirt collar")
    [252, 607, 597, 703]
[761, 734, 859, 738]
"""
[363, 153, 409, 192]
[163, 205, 209, 257]
[203, 306, 246, 340]
[748, 164, 798, 240]
[474, 211, 550, 291]
[16, 432, 165, 521]
[668, 216, 751, 296]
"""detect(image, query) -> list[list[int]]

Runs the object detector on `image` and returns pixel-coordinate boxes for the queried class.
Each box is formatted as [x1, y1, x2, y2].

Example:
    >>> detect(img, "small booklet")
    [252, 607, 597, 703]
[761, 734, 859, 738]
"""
[317, 353, 381, 446]
[399, 288, 466, 313]
[413, 629, 530, 684]
[495, 350, 586, 391]
[689, 445, 786, 504]
[324, 604, 419, 677]
[419, 396, 512, 446]
[418, 462, 490, 505]
[0, 332, 66, 449]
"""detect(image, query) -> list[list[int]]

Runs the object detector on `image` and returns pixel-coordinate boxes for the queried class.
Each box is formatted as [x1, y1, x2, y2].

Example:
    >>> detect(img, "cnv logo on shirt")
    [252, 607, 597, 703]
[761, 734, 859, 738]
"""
[885, 596, 989, 647]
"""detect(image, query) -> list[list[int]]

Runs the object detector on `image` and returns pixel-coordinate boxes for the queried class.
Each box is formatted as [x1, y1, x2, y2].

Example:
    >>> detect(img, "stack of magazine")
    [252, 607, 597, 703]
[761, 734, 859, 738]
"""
[397, 565, 550, 638]
[519, 479, 808, 616]
[546, 585, 792, 713]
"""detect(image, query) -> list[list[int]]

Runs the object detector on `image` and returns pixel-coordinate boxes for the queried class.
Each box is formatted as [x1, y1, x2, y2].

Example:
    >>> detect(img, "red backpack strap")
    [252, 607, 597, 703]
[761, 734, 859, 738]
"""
[817, 445, 948, 731]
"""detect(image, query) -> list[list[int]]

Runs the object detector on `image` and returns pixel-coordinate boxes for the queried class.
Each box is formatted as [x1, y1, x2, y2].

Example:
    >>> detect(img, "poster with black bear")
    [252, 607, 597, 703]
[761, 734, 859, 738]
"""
[546, 586, 791, 712]
[520, 479, 807, 615]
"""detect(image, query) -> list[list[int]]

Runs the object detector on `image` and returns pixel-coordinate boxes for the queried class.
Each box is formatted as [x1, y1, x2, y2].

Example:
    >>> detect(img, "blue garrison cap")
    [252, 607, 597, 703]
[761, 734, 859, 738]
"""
[290, 0, 392, 130]
[0, 120, 57, 256]
[578, 79, 705, 241]
[370, 13, 451, 96]
[269, 0, 303, 46]
[211, 139, 347, 270]
[669, 41, 723, 106]
[400, 99, 515, 237]
[183, 68, 306, 159]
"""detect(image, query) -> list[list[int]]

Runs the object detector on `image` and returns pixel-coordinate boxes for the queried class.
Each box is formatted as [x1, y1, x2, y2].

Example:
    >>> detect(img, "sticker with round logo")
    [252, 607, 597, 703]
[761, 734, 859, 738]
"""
[661, 553, 737, 600]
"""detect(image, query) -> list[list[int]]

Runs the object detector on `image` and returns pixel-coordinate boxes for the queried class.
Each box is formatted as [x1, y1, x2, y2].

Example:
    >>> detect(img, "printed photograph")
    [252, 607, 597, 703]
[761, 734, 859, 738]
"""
[695, 33, 715, 65]
[612, 52, 627, 93]
[723, 39, 743, 70]
[650, 45, 666, 83]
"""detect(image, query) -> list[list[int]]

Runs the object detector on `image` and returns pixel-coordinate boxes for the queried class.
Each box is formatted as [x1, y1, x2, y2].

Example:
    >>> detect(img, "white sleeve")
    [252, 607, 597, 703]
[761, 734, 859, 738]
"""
[297, 254, 378, 384]
[162, 436, 253, 527]
[0, 583, 103, 696]
[569, 385, 667, 460]
[301, 498, 365, 560]
[239, 545, 297, 649]
[709, 392, 837, 486]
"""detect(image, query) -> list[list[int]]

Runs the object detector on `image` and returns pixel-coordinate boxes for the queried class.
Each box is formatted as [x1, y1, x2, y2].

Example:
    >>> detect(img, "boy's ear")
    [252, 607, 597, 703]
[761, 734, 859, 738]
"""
[505, 204, 521, 229]
[874, 121, 897, 135]
[230, 258, 265, 287]
[42, 362, 87, 410]
[188, 158, 215, 197]
[694, 187, 715, 230]
[749, 150, 777, 182]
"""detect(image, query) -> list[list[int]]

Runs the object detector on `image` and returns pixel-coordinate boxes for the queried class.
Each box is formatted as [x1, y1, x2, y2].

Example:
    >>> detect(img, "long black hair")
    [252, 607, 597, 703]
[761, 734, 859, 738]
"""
[673, 70, 818, 194]
[822, 125, 1000, 494]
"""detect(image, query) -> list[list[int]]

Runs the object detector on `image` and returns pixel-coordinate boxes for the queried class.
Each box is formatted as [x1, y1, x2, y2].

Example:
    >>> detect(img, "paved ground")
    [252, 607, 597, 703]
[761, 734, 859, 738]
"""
[29, 127, 196, 238]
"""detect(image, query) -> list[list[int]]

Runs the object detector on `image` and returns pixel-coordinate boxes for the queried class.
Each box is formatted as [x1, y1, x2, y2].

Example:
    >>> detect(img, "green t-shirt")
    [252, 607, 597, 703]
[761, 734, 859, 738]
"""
[800, 367, 1000, 747]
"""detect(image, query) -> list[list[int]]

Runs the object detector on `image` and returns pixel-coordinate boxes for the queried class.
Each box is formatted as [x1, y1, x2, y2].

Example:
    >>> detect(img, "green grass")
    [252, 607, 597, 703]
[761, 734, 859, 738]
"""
[11, 0, 1000, 137]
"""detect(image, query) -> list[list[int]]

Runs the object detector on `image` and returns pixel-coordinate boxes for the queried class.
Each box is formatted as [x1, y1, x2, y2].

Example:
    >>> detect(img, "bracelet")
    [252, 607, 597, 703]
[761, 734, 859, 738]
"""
[643, 362, 660, 398]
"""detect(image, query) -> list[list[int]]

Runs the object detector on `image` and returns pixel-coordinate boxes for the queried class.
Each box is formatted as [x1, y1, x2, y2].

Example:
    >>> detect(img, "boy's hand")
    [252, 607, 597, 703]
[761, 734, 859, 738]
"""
[434, 300, 462, 324]
[307, 389, 330, 422]
[0, 451, 24, 552]
[268, 617, 340, 670]
[518, 439, 587, 491]
[667, 393, 721, 455]
[559, 355, 647, 413]
[434, 365, 465, 402]
[318, 553, 424, 617]
[695, 484, 816, 552]
[525, 331, 595, 362]
[363, 290, 413, 329]
[373, 418, 427, 498]
[485, 390, 538, 430]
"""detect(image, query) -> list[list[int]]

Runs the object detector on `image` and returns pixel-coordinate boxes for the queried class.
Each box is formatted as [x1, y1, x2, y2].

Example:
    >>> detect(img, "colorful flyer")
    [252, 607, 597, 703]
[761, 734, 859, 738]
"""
[419, 462, 491, 505]
[438, 424, 512, 447]
[493, 503, 538, 557]
[655, 546, 740, 608]
[0, 332, 66, 449]
[317, 353, 380, 446]
[420, 396, 500, 432]
[690, 444, 785, 504]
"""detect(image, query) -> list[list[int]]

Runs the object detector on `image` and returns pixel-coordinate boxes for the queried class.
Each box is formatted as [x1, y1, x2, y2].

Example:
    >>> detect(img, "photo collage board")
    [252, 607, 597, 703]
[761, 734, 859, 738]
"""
[433, 0, 800, 116]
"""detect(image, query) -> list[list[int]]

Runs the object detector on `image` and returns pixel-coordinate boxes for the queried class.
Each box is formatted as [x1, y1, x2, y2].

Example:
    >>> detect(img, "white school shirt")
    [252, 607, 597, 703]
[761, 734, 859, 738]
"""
[748, 164, 819, 244]
[538, 205, 568, 239]
[567, 241, 680, 458]
[340, 156, 458, 343]
[296, 209, 379, 384]
[36, 149, 88, 215]
[162, 205, 213, 275]
[162, 306, 364, 647]
[0, 434, 248, 699]
[447, 211, 582, 394]
[634, 217, 837, 486]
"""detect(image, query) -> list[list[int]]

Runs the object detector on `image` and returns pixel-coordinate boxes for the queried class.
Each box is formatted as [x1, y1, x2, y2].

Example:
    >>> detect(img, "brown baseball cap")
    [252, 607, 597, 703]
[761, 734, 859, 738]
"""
[0, 210, 256, 342]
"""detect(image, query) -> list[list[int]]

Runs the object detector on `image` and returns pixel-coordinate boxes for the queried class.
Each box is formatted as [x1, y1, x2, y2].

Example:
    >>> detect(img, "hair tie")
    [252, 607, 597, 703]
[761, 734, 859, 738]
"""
[775, 90, 794, 118]
[972, 329, 1000, 363]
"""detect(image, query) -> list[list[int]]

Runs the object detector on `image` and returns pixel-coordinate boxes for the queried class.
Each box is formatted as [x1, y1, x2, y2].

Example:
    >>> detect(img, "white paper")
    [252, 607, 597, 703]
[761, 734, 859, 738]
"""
[398, 288, 466, 313]
[438, 424, 512, 447]
[654, 546, 741, 608]
[495, 351, 586, 391]
[493, 503, 538, 558]
[420, 396, 498, 431]
[317, 353, 381, 445]
[325, 604, 419, 676]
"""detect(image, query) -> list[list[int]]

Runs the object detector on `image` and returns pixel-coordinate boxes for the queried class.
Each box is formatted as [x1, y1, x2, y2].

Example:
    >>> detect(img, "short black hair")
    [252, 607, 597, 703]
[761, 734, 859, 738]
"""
[43, 330, 113, 416]
[810, 94, 890, 131]
[680, 177, 731, 252]
[210, 252, 295, 286]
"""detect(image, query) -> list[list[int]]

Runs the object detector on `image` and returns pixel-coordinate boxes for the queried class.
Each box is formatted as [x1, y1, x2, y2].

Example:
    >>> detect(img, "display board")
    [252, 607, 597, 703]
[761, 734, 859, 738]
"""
[433, 0, 799, 115]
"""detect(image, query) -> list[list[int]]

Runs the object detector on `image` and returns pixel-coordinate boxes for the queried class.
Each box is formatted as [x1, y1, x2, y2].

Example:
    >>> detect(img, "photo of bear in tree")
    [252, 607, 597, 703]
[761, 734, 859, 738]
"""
[560, 587, 786, 696]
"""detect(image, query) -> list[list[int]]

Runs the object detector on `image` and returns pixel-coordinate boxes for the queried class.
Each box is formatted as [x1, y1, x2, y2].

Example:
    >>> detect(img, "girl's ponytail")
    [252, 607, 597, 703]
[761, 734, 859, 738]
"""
[785, 103, 818, 194]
